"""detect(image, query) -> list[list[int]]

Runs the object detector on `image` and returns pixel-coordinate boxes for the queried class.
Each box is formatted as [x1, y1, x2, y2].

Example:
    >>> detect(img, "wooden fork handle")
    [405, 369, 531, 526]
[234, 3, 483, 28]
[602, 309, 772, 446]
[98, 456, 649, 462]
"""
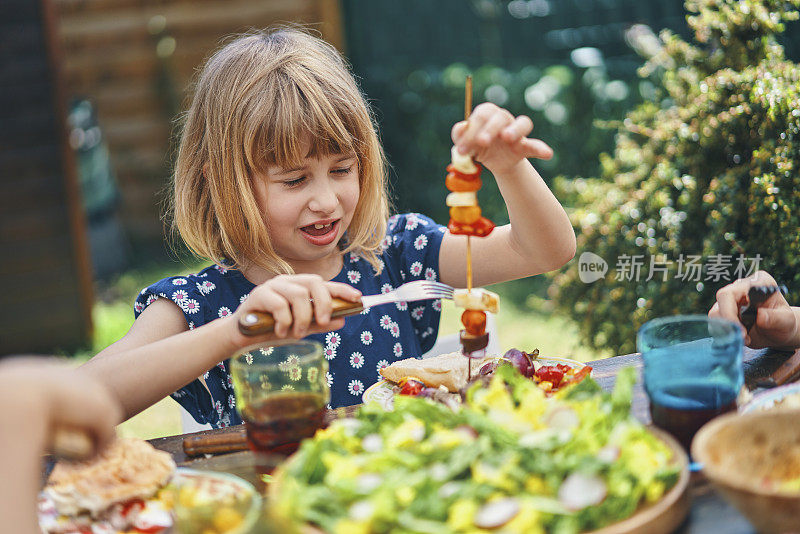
[238, 297, 364, 336]
[183, 429, 248, 457]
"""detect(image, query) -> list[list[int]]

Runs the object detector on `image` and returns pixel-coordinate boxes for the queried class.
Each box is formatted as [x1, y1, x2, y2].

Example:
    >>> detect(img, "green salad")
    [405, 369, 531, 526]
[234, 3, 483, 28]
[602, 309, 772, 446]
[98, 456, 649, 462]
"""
[272, 366, 680, 534]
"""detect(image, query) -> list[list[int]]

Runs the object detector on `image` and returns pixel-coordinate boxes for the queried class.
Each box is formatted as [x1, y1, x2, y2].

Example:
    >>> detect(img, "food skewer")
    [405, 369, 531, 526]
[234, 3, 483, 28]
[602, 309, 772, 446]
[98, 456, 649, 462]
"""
[447, 76, 498, 382]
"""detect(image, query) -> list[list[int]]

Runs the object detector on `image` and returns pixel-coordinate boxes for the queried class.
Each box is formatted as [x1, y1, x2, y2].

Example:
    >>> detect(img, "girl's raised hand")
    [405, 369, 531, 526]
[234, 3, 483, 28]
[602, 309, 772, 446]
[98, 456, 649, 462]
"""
[452, 102, 554, 176]
[232, 274, 361, 342]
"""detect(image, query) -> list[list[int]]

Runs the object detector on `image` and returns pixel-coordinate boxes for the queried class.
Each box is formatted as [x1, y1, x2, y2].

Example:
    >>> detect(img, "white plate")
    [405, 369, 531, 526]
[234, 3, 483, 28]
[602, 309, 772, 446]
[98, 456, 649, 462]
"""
[39, 467, 261, 534]
[740, 382, 800, 413]
[363, 356, 588, 410]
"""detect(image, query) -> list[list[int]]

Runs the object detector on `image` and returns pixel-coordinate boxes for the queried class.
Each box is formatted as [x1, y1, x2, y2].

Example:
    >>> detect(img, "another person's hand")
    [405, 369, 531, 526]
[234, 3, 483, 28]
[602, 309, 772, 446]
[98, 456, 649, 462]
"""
[231, 274, 362, 341]
[451, 102, 553, 176]
[709, 271, 800, 349]
[0, 358, 122, 454]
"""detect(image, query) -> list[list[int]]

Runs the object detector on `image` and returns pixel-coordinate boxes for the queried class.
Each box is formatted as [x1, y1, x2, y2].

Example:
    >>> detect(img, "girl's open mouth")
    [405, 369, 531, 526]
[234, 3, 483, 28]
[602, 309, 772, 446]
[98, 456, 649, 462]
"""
[300, 220, 339, 245]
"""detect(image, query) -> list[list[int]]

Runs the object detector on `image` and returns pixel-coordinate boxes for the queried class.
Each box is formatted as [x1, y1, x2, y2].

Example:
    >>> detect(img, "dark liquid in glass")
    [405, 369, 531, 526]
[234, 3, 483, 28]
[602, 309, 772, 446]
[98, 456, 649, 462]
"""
[648, 381, 737, 451]
[242, 391, 326, 456]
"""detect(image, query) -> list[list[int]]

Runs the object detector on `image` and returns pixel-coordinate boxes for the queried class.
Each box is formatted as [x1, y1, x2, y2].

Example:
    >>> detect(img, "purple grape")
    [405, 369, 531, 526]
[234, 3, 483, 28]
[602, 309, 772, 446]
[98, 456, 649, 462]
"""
[501, 349, 534, 378]
[478, 360, 498, 376]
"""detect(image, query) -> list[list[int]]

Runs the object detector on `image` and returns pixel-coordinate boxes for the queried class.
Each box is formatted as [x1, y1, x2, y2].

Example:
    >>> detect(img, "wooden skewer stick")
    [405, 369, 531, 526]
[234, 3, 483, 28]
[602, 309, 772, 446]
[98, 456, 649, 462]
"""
[465, 75, 473, 382]
[464, 75, 474, 295]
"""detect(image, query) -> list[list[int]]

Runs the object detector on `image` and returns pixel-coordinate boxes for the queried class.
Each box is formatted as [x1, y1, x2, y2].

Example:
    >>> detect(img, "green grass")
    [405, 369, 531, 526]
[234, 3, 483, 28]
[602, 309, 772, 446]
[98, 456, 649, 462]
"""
[83, 265, 603, 440]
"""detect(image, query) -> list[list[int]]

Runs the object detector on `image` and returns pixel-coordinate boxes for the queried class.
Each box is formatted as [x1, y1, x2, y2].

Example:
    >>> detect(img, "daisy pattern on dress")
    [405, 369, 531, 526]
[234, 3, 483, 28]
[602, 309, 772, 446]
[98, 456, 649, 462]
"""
[405, 215, 419, 231]
[134, 301, 144, 313]
[324, 345, 336, 360]
[325, 332, 341, 348]
[389, 322, 400, 338]
[239, 293, 249, 304]
[146, 294, 159, 306]
[381, 283, 393, 294]
[348, 380, 364, 396]
[361, 331, 373, 345]
[197, 280, 216, 294]
[349, 252, 360, 263]
[379, 315, 392, 330]
[179, 298, 201, 314]
[347, 270, 361, 284]
[395, 301, 408, 311]
[218, 306, 231, 318]
[410, 261, 423, 277]
[350, 352, 364, 369]
[326, 371, 333, 387]
[432, 299, 442, 312]
[425, 267, 437, 281]
[203, 371, 210, 379]
[214, 400, 223, 415]
[188, 321, 195, 330]
[414, 234, 428, 250]
[381, 236, 392, 251]
[214, 264, 228, 274]
[171, 290, 188, 302]
[393, 343, 403, 357]
[373, 258, 385, 275]
[411, 306, 425, 320]
[228, 395, 236, 408]
[172, 278, 187, 286]
[376, 359, 389, 377]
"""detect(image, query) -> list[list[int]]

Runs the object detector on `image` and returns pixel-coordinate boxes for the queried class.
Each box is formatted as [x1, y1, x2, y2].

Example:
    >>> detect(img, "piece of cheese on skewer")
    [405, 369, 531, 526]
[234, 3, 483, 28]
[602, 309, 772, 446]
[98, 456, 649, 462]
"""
[453, 288, 499, 314]
[451, 146, 478, 174]
[446, 192, 478, 207]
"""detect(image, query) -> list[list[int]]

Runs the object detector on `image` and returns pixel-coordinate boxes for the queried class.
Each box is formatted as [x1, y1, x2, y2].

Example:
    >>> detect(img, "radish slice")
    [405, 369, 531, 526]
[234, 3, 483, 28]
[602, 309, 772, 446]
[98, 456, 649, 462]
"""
[558, 473, 607, 510]
[544, 406, 579, 431]
[597, 445, 620, 463]
[474, 497, 520, 529]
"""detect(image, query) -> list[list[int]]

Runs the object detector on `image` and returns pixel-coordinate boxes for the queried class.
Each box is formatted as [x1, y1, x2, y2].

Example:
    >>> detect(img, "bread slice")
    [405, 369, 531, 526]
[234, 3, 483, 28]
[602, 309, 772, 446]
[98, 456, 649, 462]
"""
[45, 438, 176, 517]
[379, 351, 491, 392]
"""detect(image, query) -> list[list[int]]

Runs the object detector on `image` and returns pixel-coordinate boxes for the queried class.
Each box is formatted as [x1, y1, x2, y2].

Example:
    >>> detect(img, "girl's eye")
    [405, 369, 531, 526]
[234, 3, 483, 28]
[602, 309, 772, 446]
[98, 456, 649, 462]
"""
[332, 164, 354, 176]
[283, 177, 305, 187]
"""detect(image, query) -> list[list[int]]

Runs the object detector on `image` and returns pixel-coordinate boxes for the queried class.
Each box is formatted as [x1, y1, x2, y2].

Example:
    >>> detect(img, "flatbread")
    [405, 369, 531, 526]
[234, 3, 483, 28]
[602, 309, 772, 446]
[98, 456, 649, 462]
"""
[45, 437, 176, 517]
[379, 351, 492, 392]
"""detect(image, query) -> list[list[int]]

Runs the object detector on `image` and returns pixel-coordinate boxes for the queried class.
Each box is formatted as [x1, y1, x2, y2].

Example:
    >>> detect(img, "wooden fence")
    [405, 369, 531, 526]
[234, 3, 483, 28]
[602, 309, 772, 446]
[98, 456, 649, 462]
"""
[54, 0, 343, 246]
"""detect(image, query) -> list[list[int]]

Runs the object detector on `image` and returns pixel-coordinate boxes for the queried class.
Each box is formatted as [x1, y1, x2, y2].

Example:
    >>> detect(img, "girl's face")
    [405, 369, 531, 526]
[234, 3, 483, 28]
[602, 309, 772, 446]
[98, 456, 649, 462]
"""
[254, 149, 360, 274]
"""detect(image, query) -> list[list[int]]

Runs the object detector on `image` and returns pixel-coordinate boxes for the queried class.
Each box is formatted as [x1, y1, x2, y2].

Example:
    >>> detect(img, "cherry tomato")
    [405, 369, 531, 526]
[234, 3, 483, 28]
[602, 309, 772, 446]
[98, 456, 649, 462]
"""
[446, 172, 482, 192]
[398, 377, 426, 396]
[535, 365, 565, 388]
[447, 216, 495, 237]
[461, 310, 487, 336]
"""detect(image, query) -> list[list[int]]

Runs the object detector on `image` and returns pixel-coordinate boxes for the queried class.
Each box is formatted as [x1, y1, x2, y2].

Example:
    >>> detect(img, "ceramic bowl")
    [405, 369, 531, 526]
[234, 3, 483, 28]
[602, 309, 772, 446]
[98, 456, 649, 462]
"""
[692, 410, 800, 533]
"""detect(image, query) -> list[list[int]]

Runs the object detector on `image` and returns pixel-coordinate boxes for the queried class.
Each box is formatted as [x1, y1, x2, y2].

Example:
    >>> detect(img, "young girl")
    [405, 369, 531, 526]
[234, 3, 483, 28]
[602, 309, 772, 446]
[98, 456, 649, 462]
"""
[81, 28, 576, 428]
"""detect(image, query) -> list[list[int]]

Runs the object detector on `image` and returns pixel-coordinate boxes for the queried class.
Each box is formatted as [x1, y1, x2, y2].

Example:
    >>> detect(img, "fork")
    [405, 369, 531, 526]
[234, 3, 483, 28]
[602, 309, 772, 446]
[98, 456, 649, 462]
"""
[238, 280, 454, 336]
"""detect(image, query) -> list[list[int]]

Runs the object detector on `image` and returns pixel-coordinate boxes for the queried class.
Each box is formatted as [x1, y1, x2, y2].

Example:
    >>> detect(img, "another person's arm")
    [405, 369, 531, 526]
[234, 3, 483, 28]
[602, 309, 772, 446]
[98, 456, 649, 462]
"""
[709, 270, 800, 349]
[438, 102, 576, 288]
[80, 275, 360, 420]
[0, 359, 122, 534]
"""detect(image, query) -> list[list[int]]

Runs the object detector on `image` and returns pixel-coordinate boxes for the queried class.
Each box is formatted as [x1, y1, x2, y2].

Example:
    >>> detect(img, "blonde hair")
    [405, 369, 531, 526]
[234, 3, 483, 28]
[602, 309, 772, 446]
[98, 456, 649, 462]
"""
[172, 28, 390, 274]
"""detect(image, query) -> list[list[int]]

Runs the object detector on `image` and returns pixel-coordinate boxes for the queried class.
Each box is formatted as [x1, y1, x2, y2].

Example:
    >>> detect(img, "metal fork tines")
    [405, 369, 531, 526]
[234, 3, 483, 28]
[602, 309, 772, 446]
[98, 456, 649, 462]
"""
[360, 280, 454, 309]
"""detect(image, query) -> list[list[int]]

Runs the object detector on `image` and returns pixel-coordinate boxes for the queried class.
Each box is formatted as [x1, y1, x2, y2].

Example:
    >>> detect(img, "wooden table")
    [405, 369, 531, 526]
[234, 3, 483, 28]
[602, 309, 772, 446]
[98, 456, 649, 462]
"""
[149, 347, 796, 534]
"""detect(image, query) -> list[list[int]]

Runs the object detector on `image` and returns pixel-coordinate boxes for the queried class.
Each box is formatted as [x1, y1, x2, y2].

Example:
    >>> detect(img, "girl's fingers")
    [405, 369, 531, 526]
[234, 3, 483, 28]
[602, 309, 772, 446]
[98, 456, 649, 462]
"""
[476, 111, 514, 148]
[516, 137, 554, 160]
[252, 286, 293, 337]
[307, 278, 333, 326]
[501, 115, 534, 144]
[451, 121, 469, 144]
[714, 280, 749, 324]
[281, 283, 313, 338]
[327, 281, 362, 301]
[49, 376, 122, 449]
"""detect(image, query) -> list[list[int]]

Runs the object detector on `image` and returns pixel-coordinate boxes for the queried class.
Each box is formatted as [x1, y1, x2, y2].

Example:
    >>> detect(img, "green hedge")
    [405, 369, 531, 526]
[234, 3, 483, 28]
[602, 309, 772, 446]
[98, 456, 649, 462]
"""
[552, 0, 800, 354]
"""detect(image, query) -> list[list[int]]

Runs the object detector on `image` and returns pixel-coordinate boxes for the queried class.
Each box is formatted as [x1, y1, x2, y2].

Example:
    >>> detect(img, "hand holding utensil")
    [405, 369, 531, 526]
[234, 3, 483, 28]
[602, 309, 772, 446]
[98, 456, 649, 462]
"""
[238, 280, 454, 336]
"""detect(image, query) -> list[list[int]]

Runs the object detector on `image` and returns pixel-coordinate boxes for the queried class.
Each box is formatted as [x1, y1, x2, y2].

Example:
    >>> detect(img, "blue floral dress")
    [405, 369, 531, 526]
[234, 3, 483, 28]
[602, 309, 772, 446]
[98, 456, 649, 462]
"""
[134, 213, 445, 427]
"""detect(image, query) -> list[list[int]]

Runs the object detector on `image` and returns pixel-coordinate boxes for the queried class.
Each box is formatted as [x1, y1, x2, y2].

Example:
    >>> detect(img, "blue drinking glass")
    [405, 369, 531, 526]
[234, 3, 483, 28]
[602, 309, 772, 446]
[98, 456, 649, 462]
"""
[637, 315, 744, 451]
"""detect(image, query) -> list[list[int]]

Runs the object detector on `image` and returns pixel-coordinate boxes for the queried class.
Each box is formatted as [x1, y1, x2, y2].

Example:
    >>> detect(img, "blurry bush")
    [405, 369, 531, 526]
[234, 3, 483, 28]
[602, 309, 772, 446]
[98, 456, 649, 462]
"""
[551, 0, 800, 354]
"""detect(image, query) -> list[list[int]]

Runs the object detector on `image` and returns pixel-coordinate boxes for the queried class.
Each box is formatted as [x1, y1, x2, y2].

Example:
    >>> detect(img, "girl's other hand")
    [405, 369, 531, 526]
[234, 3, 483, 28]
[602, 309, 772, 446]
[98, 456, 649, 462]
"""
[709, 270, 800, 349]
[232, 274, 361, 341]
[451, 102, 553, 176]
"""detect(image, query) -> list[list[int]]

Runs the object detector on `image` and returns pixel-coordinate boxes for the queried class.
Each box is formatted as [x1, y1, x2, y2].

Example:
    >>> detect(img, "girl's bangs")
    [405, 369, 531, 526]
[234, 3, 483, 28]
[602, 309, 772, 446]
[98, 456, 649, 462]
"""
[251, 82, 359, 173]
